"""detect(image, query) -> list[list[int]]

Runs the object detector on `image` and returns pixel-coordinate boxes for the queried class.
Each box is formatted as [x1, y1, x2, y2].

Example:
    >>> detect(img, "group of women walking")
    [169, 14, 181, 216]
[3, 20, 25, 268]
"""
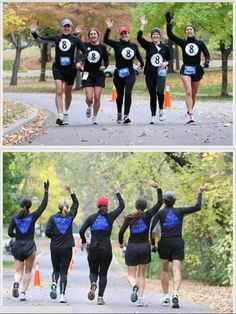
[8, 179, 208, 308]
[30, 12, 210, 126]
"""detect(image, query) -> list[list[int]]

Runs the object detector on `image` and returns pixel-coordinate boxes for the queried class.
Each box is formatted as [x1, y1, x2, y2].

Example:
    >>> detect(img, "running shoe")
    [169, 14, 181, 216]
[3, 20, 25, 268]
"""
[117, 113, 122, 124]
[130, 285, 139, 303]
[172, 291, 180, 308]
[12, 282, 19, 298]
[123, 115, 131, 124]
[159, 109, 164, 121]
[63, 113, 69, 125]
[97, 296, 105, 305]
[136, 298, 144, 307]
[59, 294, 67, 303]
[19, 292, 26, 301]
[88, 282, 97, 301]
[92, 116, 98, 125]
[187, 113, 195, 124]
[86, 106, 92, 118]
[160, 295, 171, 306]
[56, 114, 64, 126]
[150, 116, 156, 124]
[50, 282, 57, 299]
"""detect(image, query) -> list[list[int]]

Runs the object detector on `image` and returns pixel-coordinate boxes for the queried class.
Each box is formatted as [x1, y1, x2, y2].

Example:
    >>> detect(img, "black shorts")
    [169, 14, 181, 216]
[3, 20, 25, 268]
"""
[158, 237, 184, 262]
[125, 242, 151, 266]
[11, 240, 36, 262]
[82, 71, 105, 88]
[52, 63, 77, 85]
[180, 64, 204, 82]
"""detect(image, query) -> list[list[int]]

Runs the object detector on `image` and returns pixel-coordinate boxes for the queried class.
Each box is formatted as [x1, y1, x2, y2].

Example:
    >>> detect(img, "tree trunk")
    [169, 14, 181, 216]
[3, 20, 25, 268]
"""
[168, 39, 174, 73]
[219, 40, 232, 97]
[10, 34, 22, 86]
[74, 70, 82, 90]
[175, 44, 180, 70]
[39, 42, 48, 81]
[21, 161, 31, 196]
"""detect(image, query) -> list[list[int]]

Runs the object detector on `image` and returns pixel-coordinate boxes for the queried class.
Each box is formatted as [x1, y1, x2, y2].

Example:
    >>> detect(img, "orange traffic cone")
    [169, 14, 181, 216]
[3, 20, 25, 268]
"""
[33, 262, 41, 288]
[164, 82, 171, 108]
[110, 85, 117, 102]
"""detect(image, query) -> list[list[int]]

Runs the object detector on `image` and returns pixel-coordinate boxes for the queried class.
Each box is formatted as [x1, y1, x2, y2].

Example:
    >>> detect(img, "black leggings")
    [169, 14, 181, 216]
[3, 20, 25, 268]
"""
[145, 74, 166, 116]
[87, 247, 112, 297]
[51, 247, 73, 294]
[113, 72, 136, 116]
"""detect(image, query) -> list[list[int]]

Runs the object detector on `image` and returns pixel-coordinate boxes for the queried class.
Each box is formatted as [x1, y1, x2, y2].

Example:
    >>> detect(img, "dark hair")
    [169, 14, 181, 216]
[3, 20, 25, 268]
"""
[125, 197, 147, 226]
[88, 27, 99, 38]
[135, 197, 147, 211]
[17, 197, 32, 218]
[97, 205, 108, 215]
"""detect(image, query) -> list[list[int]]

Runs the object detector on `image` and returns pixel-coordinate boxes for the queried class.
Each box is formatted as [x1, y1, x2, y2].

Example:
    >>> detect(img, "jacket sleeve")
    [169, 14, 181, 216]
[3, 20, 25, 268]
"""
[146, 188, 163, 217]
[8, 216, 16, 238]
[79, 216, 92, 244]
[181, 192, 202, 215]
[76, 38, 88, 63]
[69, 193, 79, 218]
[103, 45, 109, 68]
[135, 45, 144, 67]
[45, 216, 54, 238]
[31, 32, 57, 43]
[201, 41, 210, 65]
[31, 191, 48, 221]
[166, 23, 185, 47]
[137, 30, 149, 49]
[108, 193, 125, 222]
[118, 219, 129, 245]
[103, 28, 117, 48]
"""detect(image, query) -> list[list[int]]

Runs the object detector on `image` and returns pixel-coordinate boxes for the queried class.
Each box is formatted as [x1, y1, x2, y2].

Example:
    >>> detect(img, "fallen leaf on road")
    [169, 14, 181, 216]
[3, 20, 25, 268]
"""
[204, 138, 211, 143]
[81, 139, 88, 142]
[138, 132, 147, 137]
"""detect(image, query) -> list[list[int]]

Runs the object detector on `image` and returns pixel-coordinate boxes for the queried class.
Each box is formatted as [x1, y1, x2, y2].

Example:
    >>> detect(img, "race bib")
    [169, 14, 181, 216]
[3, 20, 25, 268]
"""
[59, 39, 72, 52]
[185, 43, 199, 56]
[60, 56, 71, 66]
[121, 47, 135, 60]
[82, 71, 89, 80]
[183, 65, 196, 75]
[118, 67, 130, 78]
[87, 50, 101, 63]
[151, 53, 163, 67]
[157, 67, 167, 77]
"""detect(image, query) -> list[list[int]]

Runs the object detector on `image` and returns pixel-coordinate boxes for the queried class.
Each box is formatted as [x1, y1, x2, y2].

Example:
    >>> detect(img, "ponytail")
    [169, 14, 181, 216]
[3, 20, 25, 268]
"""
[58, 198, 69, 216]
[125, 209, 144, 226]
[17, 197, 32, 218]
[17, 207, 29, 218]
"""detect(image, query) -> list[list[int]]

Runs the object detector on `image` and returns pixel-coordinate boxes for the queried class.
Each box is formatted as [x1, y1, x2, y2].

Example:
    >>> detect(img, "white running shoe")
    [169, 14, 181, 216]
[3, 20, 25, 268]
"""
[97, 296, 105, 305]
[136, 298, 144, 307]
[20, 292, 26, 301]
[86, 106, 92, 118]
[187, 113, 195, 124]
[150, 116, 156, 124]
[92, 116, 98, 125]
[63, 113, 69, 125]
[56, 113, 64, 126]
[159, 109, 164, 121]
[160, 295, 171, 306]
[60, 294, 67, 303]
[172, 291, 180, 308]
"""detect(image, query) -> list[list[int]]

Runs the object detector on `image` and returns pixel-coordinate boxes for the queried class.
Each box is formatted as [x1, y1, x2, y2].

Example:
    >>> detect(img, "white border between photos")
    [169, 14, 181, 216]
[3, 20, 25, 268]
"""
[0, 1, 235, 313]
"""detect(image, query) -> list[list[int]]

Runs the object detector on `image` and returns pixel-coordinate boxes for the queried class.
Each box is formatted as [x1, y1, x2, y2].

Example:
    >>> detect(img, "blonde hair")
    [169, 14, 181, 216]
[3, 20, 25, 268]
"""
[58, 198, 69, 217]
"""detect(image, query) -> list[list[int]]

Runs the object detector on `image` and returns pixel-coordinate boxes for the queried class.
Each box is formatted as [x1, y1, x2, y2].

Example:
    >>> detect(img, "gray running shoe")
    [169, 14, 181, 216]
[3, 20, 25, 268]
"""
[86, 106, 92, 118]
[50, 282, 57, 299]
[63, 113, 69, 125]
[88, 282, 97, 300]
[97, 296, 105, 305]
[131, 285, 139, 302]
[136, 298, 144, 307]
[117, 113, 122, 124]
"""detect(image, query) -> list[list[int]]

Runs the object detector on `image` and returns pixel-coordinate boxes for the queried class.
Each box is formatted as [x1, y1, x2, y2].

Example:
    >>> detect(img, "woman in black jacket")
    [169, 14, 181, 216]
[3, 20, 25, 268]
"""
[8, 180, 49, 301]
[46, 185, 79, 303]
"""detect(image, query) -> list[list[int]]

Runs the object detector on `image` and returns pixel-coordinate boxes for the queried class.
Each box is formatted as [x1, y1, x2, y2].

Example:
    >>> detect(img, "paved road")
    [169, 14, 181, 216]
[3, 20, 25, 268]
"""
[4, 92, 233, 146]
[3, 248, 216, 313]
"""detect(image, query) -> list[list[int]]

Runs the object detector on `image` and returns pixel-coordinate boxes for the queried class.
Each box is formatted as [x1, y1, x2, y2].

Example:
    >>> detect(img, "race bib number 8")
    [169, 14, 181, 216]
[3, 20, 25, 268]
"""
[59, 39, 72, 52]
[121, 47, 135, 60]
[185, 43, 198, 56]
[151, 53, 163, 67]
[87, 50, 101, 63]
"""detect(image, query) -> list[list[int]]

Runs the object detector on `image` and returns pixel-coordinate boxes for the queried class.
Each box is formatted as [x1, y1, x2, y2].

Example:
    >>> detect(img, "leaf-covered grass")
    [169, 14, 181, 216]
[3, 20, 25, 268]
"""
[3, 100, 33, 126]
[3, 260, 14, 270]
[3, 69, 233, 100]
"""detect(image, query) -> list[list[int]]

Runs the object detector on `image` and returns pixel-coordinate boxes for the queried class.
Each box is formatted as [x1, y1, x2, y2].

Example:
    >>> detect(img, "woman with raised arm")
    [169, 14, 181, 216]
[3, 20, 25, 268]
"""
[8, 180, 49, 301]
[165, 12, 210, 124]
[79, 182, 125, 305]
[104, 18, 144, 124]
[137, 17, 171, 124]
[46, 185, 79, 304]
[118, 182, 163, 307]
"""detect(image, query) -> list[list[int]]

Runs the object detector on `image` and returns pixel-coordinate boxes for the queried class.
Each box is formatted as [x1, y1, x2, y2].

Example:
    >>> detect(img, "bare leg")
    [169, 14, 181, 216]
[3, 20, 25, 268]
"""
[181, 75, 193, 115]
[93, 86, 103, 117]
[64, 83, 73, 112]
[191, 81, 201, 109]
[14, 259, 24, 284]
[22, 252, 36, 293]
[85, 87, 94, 107]
[172, 260, 182, 292]
[54, 80, 64, 114]
[127, 265, 137, 288]
[160, 259, 169, 294]
[136, 264, 146, 297]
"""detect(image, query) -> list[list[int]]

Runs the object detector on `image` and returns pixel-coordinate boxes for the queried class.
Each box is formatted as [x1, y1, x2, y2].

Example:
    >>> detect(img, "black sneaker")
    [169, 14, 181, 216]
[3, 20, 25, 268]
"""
[130, 285, 139, 302]
[172, 292, 180, 308]
[88, 282, 97, 301]
[123, 115, 131, 124]
[56, 114, 64, 126]
[12, 282, 19, 298]
[50, 282, 57, 299]
[117, 113, 122, 124]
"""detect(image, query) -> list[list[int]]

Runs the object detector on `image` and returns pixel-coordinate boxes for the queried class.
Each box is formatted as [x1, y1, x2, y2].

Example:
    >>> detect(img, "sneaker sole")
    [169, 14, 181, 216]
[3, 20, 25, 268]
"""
[123, 120, 131, 124]
[60, 300, 67, 303]
[172, 297, 179, 308]
[50, 291, 57, 300]
[12, 283, 19, 298]
[88, 283, 97, 301]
